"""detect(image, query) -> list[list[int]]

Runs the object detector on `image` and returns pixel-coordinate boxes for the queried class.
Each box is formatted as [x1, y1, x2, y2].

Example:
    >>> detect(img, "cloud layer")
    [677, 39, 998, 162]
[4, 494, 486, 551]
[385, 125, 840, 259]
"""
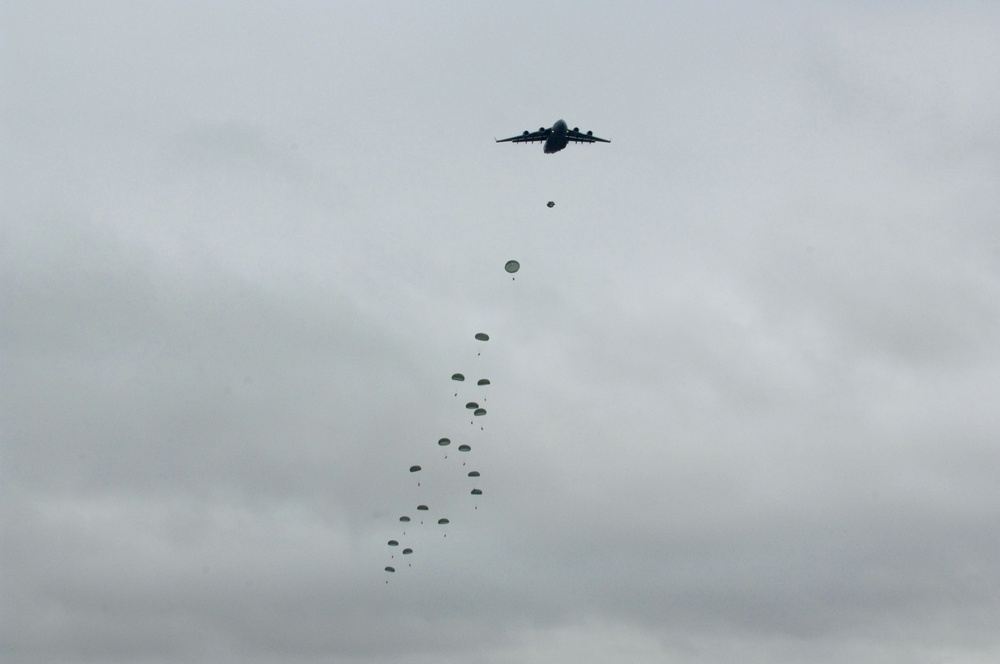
[3, 3, 1000, 663]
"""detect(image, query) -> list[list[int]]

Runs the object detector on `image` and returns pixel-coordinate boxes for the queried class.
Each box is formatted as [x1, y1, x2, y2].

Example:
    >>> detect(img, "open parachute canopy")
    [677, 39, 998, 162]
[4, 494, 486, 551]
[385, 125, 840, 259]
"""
[417, 504, 428, 511]
[438, 437, 451, 446]
[385, 566, 395, 573]
[399, 516, 410, 522]
[388, 540, 398, 546]
[465, 402, 479, 409]
[402, 548, 413, 555]
[409, 465, 421, 473]
[504, 260, 520, 273]
[475, 333, 489, 341]
[468, 471, 480, 477]
[437, 518, 450, 525]
[471, 488, 483, 495]
[473, 408, 487, 416]
[458, 444, 471, 452]
[451, 373, 465, 381]
[477, 378, 491, 386]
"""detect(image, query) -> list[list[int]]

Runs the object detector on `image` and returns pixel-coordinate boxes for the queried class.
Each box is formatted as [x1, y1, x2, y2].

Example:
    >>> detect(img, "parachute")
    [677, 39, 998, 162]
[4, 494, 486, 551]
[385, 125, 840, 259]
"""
[399, 516, 410, 522]
[468, 471, 480, 477]
[473, 408, 486, 416]
[417, 504, 428, 511]
[477, 378, 491, 386]
[409, 465, 421, 473]
[437, 518, 450, 525]
[471, 488, 482, 495]
[475, 333, 489, 341]
[388, 540, 398, 546]
[504, 260, 520, 274]
[465, 402, 479, 409]
[547, 201, 555, 208]
[451, 373, 465, 381]
[402, 548, 413, 555]
[438, 437, 451, 446]
[385, 566, 395, 573]
[458, 444, 471, 452]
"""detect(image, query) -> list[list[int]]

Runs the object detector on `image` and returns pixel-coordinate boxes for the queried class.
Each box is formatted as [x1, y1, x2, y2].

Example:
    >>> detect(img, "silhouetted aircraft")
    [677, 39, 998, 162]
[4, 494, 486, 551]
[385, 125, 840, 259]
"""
[496, 119, 610, 154]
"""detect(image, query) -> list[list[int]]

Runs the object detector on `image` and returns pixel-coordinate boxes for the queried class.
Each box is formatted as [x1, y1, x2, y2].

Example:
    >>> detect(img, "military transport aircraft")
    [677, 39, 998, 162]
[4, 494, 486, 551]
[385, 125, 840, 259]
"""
[496, 119, 610, 154]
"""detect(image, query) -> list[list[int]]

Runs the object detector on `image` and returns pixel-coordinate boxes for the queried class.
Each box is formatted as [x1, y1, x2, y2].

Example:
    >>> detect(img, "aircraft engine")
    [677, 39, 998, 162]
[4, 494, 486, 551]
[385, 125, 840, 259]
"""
[573, 127, 579, 132]
[522, 130, 529, 136]
[586, 130, 593, 136]
[539, 127, 545, 132]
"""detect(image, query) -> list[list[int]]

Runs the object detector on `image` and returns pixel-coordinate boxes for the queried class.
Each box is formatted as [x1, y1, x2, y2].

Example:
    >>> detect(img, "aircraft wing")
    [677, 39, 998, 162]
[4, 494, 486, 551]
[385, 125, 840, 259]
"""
[566, 128, 610, 144]
[495, 128, 550, 144]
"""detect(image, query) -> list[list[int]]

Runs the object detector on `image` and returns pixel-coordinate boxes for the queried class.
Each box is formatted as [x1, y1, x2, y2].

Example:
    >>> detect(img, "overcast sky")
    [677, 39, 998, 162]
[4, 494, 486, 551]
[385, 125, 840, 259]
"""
[3, 2, 1000, 663]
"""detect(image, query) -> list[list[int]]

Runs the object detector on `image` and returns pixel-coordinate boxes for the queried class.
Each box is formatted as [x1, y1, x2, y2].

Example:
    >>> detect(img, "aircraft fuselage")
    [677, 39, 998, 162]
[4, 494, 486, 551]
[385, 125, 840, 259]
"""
[544, 119, 570, 154]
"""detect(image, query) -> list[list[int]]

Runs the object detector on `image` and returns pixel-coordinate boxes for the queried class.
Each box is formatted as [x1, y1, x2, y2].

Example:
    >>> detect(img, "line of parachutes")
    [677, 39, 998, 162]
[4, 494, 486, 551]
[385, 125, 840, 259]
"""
[383, 260, 521, 581]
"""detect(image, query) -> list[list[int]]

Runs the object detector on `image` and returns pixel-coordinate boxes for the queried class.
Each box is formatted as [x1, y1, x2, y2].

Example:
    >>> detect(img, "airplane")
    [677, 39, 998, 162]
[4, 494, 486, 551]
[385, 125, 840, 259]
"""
[496, 119, 610, 154]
